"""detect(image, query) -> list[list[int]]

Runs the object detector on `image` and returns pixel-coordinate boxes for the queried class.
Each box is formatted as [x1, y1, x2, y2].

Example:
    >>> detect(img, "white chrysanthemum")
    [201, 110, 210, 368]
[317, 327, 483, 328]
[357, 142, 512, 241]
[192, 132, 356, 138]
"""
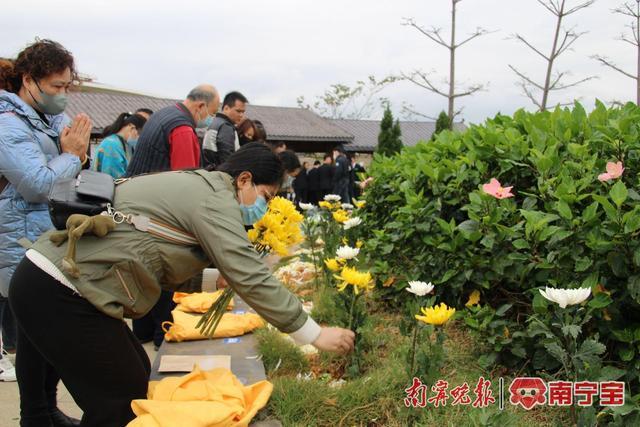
[539, 287, 591, 309]
[336, 245, 359, 260]
[324, 194, 341, 202]
[299, 202, 314, 211]
[341, 203, 354, 210]
[343, 217, 362, 230]
[406, 281, 434, 296]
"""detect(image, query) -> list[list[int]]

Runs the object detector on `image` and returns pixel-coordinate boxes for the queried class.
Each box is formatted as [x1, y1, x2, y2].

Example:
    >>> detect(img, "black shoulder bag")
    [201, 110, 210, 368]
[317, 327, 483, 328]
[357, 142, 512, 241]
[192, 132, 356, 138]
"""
[48, 170, 116, 230]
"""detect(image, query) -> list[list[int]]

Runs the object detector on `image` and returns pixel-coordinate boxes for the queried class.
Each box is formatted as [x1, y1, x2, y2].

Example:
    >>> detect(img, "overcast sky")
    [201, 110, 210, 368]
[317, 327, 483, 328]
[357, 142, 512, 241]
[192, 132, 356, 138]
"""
[2, 0, 634, 124]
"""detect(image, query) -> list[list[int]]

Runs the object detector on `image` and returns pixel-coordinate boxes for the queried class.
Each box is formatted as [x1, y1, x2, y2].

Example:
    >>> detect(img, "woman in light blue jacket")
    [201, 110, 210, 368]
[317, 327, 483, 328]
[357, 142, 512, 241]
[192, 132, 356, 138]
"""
[0, 39, 91, 427]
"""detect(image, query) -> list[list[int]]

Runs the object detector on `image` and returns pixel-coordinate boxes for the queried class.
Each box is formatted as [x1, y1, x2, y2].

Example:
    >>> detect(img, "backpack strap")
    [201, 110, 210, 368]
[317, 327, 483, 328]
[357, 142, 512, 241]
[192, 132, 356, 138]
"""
[102, 203, 198, 246]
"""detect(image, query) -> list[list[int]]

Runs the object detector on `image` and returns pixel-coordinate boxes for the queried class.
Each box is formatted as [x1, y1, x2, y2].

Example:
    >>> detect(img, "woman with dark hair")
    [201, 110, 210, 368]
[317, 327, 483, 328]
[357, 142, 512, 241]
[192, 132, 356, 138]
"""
[0, 39, 91, 426]
[9, 142, 355, 427]
[253, 119, 267, 143]
[93, 112, 147, 178]
[237, 118, 257, 146]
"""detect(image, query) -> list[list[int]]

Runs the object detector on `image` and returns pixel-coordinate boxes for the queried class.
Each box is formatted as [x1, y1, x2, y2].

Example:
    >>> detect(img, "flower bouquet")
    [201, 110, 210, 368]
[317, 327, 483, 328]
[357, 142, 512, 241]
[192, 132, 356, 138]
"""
[197, 197, 304, 337]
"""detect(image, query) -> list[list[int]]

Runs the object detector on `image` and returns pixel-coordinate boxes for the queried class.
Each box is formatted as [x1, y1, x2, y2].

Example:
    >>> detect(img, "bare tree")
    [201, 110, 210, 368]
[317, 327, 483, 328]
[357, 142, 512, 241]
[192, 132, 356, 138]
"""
[510, 0, 597, 111]
[593, 1, 640, 104]
[297, 75, 397, 119]
[401, 0, 490, 127]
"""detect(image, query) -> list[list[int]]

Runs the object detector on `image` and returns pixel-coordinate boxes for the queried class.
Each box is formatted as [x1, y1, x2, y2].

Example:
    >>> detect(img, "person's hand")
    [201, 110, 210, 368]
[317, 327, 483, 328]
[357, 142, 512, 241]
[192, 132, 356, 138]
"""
[359, 176, 374, 190]
[60, 113, 91, 160]
[312, 327, 355, 354]
[216, 275, 229, 289]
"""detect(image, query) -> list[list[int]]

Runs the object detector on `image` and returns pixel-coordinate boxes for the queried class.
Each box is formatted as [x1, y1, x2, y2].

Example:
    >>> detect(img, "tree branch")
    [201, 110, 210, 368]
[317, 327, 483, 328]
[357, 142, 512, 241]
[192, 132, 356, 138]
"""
[401, 70, 449, 98]
[456, 28, 492, 48]
[537, 0, 560, 16]
[452, 84, 485, 98]
[511, 33, 550, 61]
[402, 18, 450, 49]
[554, 30, 587, 58]
[508, 65, 545, 90]
[400, 103, 437, 121]
[550, 75, 598, 91]
[565, 0, 596, 16]
[613, 3, 639, 18]
[517, 80, 543, 109]
[592, 55, 637, 80]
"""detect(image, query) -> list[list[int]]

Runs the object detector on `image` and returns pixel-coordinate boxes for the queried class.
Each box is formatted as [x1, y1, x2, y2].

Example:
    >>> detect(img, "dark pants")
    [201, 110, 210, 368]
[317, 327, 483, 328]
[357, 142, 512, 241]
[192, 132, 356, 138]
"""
[9, 258, 150, 427]
[132, 290, 174, 348]
[0, 296, 17, 352]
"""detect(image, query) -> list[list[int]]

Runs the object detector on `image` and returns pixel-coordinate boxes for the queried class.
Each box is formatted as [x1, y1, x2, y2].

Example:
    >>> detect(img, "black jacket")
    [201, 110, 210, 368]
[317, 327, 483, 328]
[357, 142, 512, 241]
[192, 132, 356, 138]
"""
[202, 113, 238, 169]
[332, 154, 350, 187]
[293, 169, 309, 191]
[318, 164, 335, 191]
[308, 167, 320, 191]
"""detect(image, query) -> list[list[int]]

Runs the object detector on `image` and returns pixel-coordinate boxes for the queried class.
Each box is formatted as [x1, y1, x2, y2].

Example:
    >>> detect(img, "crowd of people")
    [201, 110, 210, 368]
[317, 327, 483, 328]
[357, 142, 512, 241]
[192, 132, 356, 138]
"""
[0, 39, 357, 427]
[292, 147, 367, 207]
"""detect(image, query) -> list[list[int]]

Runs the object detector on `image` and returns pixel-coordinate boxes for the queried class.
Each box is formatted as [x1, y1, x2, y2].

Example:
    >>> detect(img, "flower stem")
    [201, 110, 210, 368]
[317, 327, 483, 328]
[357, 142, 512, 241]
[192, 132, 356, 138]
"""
[410, 325, 419, 376]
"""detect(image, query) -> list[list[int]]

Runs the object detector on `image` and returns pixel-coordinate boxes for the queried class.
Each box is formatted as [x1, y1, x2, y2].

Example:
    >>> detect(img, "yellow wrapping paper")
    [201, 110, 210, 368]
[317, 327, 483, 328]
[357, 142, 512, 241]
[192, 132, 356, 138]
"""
[173, 291, 234, 313]
[128, 367, 273, 427]
[163, 310, 264, 342]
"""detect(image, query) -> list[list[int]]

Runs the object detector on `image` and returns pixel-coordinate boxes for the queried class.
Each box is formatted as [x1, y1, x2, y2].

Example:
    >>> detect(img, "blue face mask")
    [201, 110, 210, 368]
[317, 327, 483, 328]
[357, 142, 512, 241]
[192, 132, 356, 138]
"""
[197, 115, 213, 129]
[128, 138, 138, 151]
[239, 184, 268, 225]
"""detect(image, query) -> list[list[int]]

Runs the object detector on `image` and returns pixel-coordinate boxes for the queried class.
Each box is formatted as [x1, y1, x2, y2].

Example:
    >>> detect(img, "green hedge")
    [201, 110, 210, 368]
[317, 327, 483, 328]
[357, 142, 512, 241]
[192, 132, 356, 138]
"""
[362, 101, 640, 386]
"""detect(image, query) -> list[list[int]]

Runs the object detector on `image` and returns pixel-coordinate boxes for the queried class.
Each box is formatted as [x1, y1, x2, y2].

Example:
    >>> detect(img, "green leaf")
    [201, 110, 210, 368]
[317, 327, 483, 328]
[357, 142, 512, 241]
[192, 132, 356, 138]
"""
[556, 200, 573, 220]
[496, 304, 513, 316]
[610, 180, 628, 208]
[574, 256, 593, 272]
[608, 252, 628, 277]
[561, 324, 581, 339]
[512, 239, 530, 249]
[612, 329, 635, 343]
[575, 339, 606, 367]
[599, 366, 626, 381]
[582, 201, 599, 222]
[619, 345, 635, 362]
[623, 207, 640, 233]
[628, 275, 640, 304]
[592, 195, 618, 222]
[532, 292, 549, 314]
[545, 341, 569, 365]
[588, 293, 613, 309]
[511, 346, 527, 358]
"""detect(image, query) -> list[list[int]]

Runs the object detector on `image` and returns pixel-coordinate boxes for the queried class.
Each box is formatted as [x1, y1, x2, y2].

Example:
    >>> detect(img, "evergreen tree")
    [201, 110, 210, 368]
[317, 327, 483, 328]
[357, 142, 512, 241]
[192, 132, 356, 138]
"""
[431, 111, 451, 141]
[377, 107, 403, 156]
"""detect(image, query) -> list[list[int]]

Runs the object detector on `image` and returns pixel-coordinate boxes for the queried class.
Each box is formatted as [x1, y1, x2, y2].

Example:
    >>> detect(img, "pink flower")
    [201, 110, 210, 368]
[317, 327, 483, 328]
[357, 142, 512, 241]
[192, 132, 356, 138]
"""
[598, 161, 624, 182]
[482, 178, 514, 199]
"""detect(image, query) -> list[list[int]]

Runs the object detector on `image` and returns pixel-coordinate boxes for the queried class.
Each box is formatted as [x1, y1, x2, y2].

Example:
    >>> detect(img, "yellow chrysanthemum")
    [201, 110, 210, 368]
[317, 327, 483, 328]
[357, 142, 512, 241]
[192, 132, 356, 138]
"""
[247, 228, 259, 243]
[415, 303, 456, 326]
[248, 197, 303, 256]
[465, 290, 481, 307]
[355, 240, 363, 248]
[318, 201, 333, 210]
[333, 266, 374, 295]
[324, 258, 342, 272]
[354, 200, 366, 209]
[332, 209, 350, 223]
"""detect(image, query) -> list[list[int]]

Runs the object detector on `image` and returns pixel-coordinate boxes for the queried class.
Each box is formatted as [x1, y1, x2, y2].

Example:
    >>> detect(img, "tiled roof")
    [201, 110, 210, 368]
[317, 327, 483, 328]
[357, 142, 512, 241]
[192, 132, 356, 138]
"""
[247, 105, 353, 143]
[66, 92, 177, 133]
[66, 92, 352, 143]
[329, 119, 467, 152]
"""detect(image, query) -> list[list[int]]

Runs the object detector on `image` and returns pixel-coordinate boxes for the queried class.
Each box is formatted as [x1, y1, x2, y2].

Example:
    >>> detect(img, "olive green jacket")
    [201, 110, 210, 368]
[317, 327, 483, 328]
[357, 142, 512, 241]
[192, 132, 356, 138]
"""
[32, 170, 308, 334]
